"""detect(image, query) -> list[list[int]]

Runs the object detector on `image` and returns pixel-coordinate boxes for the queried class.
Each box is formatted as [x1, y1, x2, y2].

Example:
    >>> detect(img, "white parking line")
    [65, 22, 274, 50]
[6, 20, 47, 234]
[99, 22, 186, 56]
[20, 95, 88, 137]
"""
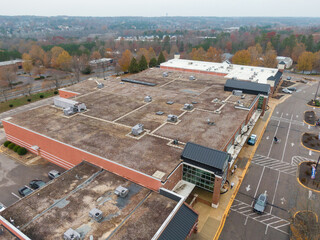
[11, 192, 21, 200]
[281, 114, 293, 162]
[261, 216, 276, 223]
[275, 222, 290, 229]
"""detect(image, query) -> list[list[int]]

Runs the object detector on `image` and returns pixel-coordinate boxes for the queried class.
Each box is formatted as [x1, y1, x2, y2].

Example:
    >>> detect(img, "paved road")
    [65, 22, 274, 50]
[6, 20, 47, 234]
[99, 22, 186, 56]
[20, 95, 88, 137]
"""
[220, 79, 320, 240]
[0, 153, 65, 208]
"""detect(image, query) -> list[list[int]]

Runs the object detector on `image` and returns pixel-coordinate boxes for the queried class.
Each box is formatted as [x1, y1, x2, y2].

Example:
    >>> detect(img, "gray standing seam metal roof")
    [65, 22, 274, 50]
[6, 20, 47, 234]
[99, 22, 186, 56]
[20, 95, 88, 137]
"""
[158, 204, 198, 240]
[181, 142, 229, 172]
[224, 79, 270, 95]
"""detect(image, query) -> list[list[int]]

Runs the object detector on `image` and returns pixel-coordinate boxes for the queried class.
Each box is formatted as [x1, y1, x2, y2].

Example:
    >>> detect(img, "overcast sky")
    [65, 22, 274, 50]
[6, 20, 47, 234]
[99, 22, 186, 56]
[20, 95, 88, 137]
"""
[1, 0, 320, 17]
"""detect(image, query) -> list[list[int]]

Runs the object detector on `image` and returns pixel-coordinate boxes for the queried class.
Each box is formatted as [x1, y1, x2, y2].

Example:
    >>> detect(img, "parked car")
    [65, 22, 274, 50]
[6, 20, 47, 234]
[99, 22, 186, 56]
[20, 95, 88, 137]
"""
[247, 134, 257, 145]
[253, 193, 268, 214]
[287, 76, 292, 80]
[29, 180, 46, 190]
[48, 170, 61, 180]
[0, 202, 5, 212]
[18, 186, 33, 197]
[282, 88, 293, 94]
[287, 87, 297, 91]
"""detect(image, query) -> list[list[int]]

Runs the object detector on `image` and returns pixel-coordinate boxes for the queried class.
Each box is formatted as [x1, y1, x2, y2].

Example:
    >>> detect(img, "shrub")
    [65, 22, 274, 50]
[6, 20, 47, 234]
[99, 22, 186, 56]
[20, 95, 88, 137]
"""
[27, 99, 31, 102]
[39, 95, 44, 99]
[4, 141, 11, 147]
[8, 142, 16, 149]
[54, 90, 58, 95]
[9, 104, 13, 108]
[17, 147, 27, 155]
[13, 145, 20, 152]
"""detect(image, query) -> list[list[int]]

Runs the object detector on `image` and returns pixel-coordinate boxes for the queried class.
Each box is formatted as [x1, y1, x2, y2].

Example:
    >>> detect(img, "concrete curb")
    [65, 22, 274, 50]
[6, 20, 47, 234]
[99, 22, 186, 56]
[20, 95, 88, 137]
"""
[212, 107, 275, 240]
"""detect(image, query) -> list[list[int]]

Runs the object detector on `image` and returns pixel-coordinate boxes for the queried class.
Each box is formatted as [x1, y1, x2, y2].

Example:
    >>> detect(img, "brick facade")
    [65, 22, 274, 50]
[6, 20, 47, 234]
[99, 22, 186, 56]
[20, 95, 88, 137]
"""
[3, 121, 162, 191]
[163, 164, 183, 190]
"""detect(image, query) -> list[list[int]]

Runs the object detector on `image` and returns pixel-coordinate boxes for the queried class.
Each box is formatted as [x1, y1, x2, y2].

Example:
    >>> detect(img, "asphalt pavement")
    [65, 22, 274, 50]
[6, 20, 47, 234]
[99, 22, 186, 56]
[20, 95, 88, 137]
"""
[220, 79, 320, 240]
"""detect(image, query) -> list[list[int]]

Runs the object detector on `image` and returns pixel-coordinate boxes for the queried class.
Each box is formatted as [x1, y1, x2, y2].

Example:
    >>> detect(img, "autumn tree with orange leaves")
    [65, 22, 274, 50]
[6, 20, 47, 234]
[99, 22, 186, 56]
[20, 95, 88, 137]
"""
[119, 49, 132, 72]
[232, 50, 251, 65]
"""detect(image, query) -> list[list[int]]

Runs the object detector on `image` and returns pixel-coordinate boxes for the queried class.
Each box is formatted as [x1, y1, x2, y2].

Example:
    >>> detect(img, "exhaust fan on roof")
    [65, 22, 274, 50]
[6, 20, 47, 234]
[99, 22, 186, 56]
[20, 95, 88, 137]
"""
[89, 208, 103, 222]
[114, 186, 129, 198]
[63, 228, 81, 240]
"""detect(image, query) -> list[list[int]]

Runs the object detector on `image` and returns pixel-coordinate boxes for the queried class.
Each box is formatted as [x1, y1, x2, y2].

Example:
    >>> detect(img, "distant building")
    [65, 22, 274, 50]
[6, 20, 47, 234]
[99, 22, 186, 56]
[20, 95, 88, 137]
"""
[276, 56, 293, 69]
[89, 58, 113, 67]
[0, 59, 23, 70]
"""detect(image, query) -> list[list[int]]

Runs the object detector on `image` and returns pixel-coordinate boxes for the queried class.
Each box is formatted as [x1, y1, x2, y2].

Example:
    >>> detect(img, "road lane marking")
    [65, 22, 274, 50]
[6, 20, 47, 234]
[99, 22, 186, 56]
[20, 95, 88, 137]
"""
[281, 114, 293, 162]
[269, 171, 280, 214]
[267, 113, 283, 157]
[252, 166, 265, 206]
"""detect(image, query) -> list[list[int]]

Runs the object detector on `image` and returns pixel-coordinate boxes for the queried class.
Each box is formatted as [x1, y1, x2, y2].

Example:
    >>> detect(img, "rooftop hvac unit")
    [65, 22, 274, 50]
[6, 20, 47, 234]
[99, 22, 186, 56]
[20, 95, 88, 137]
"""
[63, 228, 81, 240]
[241, 94, 246, 99]
[63, 107, 76, 116]
[144, 96, 152, 102]
[156, 111, 164, 115]
[189, 75, 195, 80]
[213, 98, 219, 103]
[167, 114, 178, 123]
[132, 124, 144, 136]
[241, 67, 244, 70]
[232, 90, 243, 96]
[89, 208, 103, 222]
[114, 186, 129, 198]
[74, 103, 87, 112]
[163, 72, 168, 77]
[97, 83, 104, 89]
[183, 103, 194, 110]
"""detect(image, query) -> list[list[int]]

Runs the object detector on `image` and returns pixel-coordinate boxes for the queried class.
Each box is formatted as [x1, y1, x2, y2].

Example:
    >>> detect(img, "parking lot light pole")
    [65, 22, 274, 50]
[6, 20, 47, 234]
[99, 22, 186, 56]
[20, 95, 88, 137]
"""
[314, 80, 320, 101]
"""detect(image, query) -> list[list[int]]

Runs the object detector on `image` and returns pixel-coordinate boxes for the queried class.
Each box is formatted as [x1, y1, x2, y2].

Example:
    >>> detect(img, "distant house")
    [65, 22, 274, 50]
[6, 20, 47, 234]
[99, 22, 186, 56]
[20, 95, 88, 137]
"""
[0, 59, 23, 70]
[89, 58, 113, 67]
[276, 56, 293, 69]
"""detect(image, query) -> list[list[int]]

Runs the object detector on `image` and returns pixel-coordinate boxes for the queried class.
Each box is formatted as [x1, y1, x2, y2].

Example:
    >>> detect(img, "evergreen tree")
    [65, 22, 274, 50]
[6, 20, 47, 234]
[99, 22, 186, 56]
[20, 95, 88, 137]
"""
[139, 55, 148, 71]
[149, 58, 157, 68]
[128, 57, 139, 73]
[157, 52, 166, 65]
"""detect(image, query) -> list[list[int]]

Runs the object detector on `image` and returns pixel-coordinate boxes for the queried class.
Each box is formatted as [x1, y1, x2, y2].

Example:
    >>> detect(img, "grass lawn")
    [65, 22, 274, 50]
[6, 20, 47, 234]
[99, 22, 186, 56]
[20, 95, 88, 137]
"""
[0, 90, 58, 113]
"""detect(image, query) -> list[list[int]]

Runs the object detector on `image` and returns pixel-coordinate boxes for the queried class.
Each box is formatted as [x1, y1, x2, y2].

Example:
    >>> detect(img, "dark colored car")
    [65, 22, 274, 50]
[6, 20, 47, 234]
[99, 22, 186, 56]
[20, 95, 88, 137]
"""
[18, 186, 33, 197]
[29, 180, 46, 190]
[253, 193, 268, 214]
[48, 170, 61, 180]
[287, 87, 297, 91]
[247, 134, 257, 146]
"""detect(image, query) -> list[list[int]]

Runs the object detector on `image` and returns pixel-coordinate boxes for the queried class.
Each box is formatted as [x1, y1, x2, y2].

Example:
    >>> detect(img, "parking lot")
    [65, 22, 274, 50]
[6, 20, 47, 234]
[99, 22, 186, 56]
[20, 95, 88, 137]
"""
[220, 78, 320, 239]
[0, 153, 65, 208]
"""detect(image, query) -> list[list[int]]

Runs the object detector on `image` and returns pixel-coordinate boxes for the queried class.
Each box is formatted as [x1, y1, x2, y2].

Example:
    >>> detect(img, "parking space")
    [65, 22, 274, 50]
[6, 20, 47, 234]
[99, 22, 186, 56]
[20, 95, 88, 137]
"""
[0, 153, 65, 208]
[220, 80, 320, 239]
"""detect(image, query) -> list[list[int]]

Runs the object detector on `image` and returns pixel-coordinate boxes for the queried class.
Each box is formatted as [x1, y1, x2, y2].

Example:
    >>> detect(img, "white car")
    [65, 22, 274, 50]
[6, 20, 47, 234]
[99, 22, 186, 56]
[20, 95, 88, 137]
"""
[282, 88, 292, 94]
[0, 202, 6, 212]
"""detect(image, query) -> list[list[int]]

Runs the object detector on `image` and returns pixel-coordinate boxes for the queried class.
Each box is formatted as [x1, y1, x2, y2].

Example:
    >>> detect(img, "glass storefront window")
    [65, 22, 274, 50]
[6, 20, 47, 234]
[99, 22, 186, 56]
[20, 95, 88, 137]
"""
[182, 164, 215, 192]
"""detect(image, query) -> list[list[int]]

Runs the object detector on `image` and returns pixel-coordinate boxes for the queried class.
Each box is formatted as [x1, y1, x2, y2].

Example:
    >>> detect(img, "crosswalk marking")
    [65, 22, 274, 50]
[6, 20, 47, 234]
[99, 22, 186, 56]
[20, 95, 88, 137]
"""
[270, 116, 304, 126]
[231, 199, 290, 235]
[291, 156, 317, 166]
[252, 154, 297, 176]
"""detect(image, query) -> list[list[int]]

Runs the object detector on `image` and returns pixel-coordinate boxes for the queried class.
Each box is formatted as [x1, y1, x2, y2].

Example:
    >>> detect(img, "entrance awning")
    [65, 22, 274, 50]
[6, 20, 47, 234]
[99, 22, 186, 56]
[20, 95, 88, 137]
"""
[172, 180, 196, 199]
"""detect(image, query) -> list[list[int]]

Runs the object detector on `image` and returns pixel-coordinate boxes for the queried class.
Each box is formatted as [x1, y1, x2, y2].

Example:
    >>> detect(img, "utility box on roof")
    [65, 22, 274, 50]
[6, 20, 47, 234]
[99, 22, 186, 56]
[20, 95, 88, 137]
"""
[183, 104, 194, 110]
[63, 228, 81, 240]
[132, 124, 144, 136]
[97, 83, 104, 89]
[232, 90, 243, 96]
[89, 208, 103, 222]
[114, 186, 129, 198]
[144, 96, 152, 102]
[189, 76, 195, 80]
[167, 114, 178, 123]
[163, 72, 168, 77]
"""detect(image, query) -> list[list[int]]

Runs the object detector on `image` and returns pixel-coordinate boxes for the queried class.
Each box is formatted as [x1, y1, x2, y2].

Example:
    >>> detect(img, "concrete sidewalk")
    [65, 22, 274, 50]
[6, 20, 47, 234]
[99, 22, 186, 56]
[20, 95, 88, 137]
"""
[190, 98, 279, 240]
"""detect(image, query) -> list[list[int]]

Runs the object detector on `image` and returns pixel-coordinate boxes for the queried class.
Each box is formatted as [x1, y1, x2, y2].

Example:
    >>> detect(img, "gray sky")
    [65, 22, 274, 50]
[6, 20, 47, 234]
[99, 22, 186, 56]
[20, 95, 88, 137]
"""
[1, 0, 320, 17]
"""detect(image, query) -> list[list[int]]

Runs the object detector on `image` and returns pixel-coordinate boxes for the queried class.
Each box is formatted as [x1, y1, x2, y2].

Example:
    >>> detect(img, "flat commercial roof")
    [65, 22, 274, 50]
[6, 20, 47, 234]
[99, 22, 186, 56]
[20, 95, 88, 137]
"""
[0, 162, 180, 240]
[224, 79, 271, 95]
[6, 68, 257, 180]
[161, 59, 279, 85]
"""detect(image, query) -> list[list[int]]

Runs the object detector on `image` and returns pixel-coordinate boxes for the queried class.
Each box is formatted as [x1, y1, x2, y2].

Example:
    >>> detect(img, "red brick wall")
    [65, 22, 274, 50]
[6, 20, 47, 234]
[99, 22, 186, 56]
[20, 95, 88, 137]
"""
[3, 121, 162, 191]
[0, 217, 30, 240]
[163, 164, 183, 190]
[59, 89, 79, 99]
[160, 66, 228, 77]
[212, 177, 222, 205]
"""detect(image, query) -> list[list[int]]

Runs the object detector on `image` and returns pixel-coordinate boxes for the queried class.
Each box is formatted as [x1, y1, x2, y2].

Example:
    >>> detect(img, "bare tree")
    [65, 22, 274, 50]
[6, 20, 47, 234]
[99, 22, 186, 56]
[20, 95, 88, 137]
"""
[0, 66, 17, 89]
